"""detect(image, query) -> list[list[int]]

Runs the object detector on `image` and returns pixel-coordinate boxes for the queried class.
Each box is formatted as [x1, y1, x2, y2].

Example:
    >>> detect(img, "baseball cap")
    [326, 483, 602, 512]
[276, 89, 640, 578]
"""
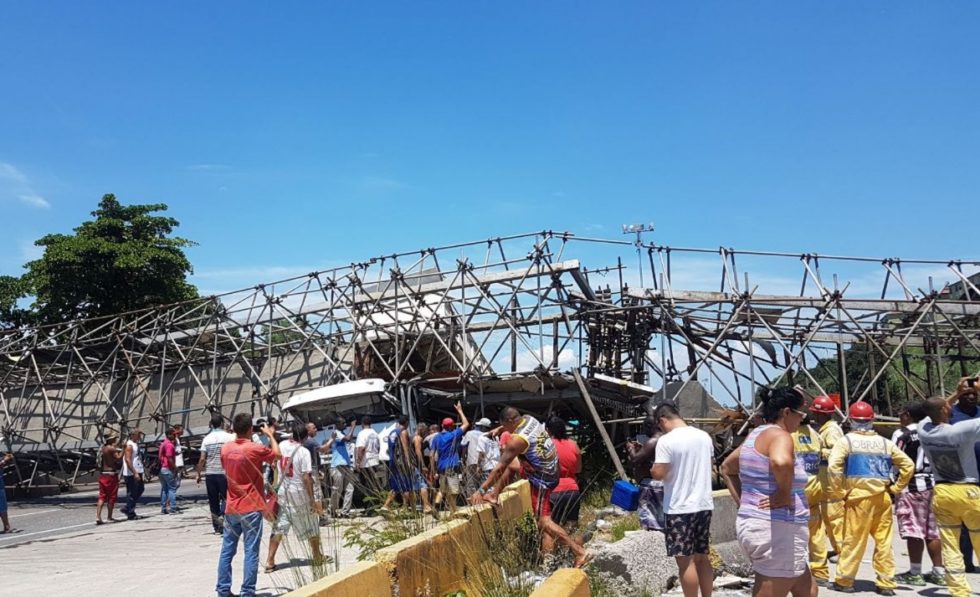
[441, 417, 455, 430]
[476, 418, 492, 428]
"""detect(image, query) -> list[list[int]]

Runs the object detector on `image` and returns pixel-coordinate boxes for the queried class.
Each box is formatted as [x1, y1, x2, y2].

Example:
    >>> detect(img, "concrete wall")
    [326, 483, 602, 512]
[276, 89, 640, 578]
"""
[281, 480, 572, 597]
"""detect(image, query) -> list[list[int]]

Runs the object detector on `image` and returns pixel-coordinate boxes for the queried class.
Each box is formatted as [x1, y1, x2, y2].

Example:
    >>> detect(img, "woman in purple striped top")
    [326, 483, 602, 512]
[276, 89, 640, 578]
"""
[721, 387, 817, 597]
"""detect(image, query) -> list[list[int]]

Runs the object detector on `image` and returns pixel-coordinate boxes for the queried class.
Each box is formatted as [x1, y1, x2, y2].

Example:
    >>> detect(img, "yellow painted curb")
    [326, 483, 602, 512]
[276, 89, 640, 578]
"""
[281, 560, 393, 597]
[530, 568, 590, 597]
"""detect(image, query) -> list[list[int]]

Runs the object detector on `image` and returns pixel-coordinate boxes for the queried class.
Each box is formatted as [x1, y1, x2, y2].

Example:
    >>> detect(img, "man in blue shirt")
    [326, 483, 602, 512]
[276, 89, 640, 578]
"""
[949, 384, 980, 572]
[430, 402, 469, 516]
[325, 416, 356, 518]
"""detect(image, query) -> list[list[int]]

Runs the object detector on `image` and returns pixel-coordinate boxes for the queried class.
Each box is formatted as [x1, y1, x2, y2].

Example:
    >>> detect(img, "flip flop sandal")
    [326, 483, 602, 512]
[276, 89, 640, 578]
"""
[264, 564, 278, 573]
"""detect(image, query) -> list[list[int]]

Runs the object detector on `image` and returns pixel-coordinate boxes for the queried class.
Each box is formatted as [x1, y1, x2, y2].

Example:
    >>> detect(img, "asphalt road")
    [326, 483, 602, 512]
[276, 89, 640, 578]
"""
[1, 475, 211, 549]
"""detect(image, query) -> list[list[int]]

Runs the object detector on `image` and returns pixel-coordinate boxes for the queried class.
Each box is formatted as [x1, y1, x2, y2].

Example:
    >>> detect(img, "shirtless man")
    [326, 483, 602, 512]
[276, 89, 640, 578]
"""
[472, 406, 589, 567]
[96, 436, 123, 524]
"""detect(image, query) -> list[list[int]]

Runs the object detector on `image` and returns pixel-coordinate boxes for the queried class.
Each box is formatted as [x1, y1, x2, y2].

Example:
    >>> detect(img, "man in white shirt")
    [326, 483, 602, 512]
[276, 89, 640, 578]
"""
[120, 428, 146, 520]
[196, 414, 236, 534]
[266, 423, 324, 572]
[461, 418, 491, 496]
[356, 416, 386, 501]
[652, 401, 715, 597]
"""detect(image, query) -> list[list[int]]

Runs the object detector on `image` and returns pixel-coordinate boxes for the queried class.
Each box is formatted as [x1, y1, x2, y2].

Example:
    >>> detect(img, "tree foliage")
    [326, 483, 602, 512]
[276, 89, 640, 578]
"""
[799, 341, 979, 414]
[1, 194, 198, 327]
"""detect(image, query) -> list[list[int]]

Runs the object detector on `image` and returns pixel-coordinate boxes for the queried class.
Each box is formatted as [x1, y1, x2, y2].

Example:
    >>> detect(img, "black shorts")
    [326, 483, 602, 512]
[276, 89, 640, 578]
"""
[664, 510, 712, 556]
[549, 490, 581, 525]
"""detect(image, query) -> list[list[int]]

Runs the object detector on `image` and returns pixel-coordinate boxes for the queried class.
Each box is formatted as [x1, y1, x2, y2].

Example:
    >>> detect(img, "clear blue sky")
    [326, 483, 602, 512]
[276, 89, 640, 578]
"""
[2, 2, 978, 295]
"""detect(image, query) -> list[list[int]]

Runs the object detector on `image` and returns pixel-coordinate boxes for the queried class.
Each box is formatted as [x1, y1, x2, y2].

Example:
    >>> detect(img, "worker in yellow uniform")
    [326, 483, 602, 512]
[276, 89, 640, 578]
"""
[828, 401, 914, 595]
[809, 395, 845, 557]
[918, 379, 980, 597]
[791, 420, 830, 586]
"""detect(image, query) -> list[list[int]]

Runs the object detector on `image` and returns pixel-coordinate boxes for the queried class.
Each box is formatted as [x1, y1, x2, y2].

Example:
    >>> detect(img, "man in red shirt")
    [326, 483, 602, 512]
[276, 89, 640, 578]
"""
[158, 428, 178, 514]
[216, 414, 280, 597]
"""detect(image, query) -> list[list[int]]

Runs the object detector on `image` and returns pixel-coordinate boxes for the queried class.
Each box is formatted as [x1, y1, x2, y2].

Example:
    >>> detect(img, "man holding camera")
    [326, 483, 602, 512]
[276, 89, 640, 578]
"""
[948, 377, 980, 571]
[216, 414, 280, 597]
[918, 377, 980, 597]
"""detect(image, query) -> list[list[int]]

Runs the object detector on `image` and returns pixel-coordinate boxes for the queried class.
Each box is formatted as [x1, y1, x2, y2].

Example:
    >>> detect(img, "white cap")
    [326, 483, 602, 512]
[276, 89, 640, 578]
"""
[476, 418, 492, 428]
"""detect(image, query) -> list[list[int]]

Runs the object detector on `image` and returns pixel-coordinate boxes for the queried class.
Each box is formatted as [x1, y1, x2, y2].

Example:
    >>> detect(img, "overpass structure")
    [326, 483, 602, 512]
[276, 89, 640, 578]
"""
[1, 230, 979, 488]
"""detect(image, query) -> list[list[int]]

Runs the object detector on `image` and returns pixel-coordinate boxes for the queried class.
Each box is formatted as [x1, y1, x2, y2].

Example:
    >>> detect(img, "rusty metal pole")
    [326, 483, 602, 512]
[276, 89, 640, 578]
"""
[572, 368, 628, 481]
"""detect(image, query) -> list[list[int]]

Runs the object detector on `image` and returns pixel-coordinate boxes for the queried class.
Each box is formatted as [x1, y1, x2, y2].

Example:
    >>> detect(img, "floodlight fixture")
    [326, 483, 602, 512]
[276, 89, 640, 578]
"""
[622, 222, 655, 286]
[622, 223, 655, 235]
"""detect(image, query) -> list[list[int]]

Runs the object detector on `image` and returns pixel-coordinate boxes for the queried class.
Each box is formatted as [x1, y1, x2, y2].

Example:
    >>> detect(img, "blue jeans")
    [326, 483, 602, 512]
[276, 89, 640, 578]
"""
[159, 469, 177, 512]
[122, 475, 144, 517]
[205, 474, 228, 532]
[216, 511, 263, 597]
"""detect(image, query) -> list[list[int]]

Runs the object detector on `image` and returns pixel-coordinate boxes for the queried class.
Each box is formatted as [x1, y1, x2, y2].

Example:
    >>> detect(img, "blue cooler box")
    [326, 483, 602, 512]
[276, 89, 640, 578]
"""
[610, 479, 640, 511]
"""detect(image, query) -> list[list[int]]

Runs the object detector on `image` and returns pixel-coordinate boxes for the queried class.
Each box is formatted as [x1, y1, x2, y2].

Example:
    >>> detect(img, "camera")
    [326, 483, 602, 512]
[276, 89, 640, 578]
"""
[253, 418, 267, 433]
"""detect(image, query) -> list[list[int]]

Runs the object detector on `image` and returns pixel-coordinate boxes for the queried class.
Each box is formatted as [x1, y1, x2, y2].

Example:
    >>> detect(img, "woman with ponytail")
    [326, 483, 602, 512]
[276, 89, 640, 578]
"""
[721, 387, 817, 597]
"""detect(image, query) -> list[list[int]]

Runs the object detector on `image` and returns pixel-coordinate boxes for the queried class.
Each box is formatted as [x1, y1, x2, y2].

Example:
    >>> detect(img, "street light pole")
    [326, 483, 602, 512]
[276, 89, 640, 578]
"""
[622, 222, 655, 287]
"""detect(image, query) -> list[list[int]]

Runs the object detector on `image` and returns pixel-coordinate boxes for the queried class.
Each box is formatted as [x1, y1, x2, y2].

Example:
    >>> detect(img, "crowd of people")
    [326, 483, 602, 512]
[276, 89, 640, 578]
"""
[675, 376, 980, 597]
[71, 402, 585, 597]
[13, 375, 980, 597]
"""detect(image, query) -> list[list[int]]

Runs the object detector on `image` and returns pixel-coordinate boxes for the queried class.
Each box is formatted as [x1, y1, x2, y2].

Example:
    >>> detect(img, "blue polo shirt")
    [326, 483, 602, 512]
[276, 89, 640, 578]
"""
[331, 430, 352, 467]
[432, 428, 464, 473]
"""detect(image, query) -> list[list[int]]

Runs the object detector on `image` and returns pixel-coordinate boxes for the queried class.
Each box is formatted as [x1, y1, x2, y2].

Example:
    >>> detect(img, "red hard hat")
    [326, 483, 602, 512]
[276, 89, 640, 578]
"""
[849, 401, 875, 421]
[809, 396, 836, 414]
[441, 417, 455, 430]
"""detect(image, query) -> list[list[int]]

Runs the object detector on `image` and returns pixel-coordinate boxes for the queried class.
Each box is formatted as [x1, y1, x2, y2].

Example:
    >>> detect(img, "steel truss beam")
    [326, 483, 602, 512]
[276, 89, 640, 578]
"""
[1, 231, 978, 487]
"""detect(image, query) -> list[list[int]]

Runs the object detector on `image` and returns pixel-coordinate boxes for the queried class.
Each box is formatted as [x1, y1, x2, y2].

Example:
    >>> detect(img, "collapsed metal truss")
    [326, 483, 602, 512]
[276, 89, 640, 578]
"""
[2, 230, 979, 488]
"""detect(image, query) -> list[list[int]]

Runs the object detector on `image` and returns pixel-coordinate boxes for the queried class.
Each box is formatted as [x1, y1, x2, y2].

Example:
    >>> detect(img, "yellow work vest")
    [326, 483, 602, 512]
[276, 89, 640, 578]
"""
[792, 425, 823, 498]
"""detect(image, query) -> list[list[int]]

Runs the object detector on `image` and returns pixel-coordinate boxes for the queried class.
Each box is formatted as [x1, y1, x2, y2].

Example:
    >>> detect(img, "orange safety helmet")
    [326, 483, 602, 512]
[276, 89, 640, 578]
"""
[848, 401, 875, 421]
[809, 396, 836, 414]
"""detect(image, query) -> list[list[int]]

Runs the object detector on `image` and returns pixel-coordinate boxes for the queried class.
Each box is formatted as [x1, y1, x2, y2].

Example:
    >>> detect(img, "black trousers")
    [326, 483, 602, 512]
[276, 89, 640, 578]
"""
[123, 475, 145, 517]
[205, 474, 228, 532]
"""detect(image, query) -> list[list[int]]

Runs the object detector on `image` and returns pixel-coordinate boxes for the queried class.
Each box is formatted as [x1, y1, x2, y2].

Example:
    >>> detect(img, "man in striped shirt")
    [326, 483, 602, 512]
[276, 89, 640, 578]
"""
[197, 413, 236, 534]
[892, 402, 945, 586]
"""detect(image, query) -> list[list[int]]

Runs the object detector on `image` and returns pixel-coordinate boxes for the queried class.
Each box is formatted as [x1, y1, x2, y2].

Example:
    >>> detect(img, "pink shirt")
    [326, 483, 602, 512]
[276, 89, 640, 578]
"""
[221, 438, 276, 515]
[553, 438, 581, 493]
[159, 439, 176, 471]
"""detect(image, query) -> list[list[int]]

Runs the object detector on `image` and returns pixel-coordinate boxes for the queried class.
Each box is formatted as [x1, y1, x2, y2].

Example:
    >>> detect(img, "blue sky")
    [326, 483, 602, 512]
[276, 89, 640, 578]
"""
[2, 2, 979, 296]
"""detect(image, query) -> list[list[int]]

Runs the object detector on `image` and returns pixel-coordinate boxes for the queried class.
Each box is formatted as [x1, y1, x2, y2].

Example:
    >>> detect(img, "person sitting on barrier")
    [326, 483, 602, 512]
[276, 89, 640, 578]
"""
[917, 379, 980, 597]
[472, 406, 590, 568]
[828, 401, 913, 595]
[721, 387, 817, 597]
[627, 415, 665, 532]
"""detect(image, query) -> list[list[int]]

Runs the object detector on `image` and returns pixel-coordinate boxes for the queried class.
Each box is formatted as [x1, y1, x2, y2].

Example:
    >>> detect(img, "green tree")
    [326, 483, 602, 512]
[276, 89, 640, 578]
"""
[15, 194, 198, 325]
[0, 275, 29, 327]
[801, 342, 979, 414]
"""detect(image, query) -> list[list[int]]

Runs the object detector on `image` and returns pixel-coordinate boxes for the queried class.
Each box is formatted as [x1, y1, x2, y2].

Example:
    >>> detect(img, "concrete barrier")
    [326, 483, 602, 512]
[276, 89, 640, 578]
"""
[710, 488, 737, 543]
[284, 479, 588, 596]
[281, 561, 392, 597]
[530, 568, 591, 597]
